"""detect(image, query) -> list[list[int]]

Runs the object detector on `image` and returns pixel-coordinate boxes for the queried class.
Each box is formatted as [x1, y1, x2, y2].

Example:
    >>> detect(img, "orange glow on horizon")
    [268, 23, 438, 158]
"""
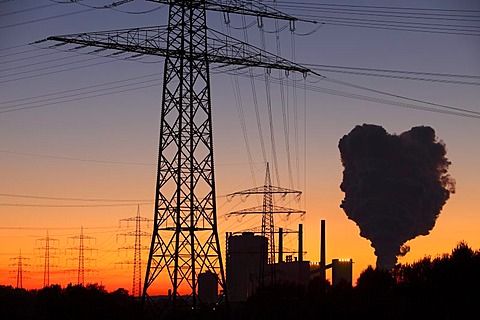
[1, 183, 477, 294]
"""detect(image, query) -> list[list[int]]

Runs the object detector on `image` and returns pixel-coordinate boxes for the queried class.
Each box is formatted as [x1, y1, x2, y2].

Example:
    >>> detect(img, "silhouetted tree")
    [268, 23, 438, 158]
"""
[242, 282, 306, 320]
[353, 266, 397, 319]
[0, 283, 140, 320]
[391, 241, 479, 319]
[1, 242, 478, 319]
[0, 286, 35, 319]
[305, 276, 330, 317]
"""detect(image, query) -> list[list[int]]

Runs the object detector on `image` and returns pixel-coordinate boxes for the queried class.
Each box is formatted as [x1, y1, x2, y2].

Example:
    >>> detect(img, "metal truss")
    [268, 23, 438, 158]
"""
[44, 0, 313, 316]
[226, 163, 304, 285]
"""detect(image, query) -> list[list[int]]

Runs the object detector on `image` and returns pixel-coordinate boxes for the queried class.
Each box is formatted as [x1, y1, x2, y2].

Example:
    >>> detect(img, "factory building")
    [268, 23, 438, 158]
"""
[275, 224, 310, 287]
[332, 259, 353, 286]
[198, 271, 218, 305]
[226, 220, 353, 302]
[311, 220, 354, 286]
[226, 225, 311, 302]
[226, 232, 267, 302]
[276, 259, 310, 287]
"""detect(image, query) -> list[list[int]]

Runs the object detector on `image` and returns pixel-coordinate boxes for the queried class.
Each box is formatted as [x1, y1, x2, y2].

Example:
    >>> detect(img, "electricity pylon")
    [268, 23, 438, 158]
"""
[226, 163, 305, 285]
[10, 250, 30, 289]
[35, 231, 59, 287]
[42, 0, 312, 314]
[66, 226, 96, 285]
[117, 205, 152, 297]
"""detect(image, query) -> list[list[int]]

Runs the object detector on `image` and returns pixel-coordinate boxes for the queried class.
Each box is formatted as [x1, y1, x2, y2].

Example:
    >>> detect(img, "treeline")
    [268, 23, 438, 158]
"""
[1, 242, 478, 320]
[0, 283, 140, 320]
[237, 241, 479, 320]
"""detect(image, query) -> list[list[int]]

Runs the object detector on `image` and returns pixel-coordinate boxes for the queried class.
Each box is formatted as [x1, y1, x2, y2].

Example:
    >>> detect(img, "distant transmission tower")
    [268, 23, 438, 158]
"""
[10, 250, 30, 289]
[35, 231, 60, 287]
[117, 205, 152, 297]
[67, 226, 96, 285]
[43, 0, 313, 314]
[226, 163, 304, 284]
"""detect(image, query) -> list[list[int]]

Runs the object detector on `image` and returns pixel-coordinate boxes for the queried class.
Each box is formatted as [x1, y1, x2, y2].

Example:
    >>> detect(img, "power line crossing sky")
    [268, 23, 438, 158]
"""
[0, 0, 479, 292]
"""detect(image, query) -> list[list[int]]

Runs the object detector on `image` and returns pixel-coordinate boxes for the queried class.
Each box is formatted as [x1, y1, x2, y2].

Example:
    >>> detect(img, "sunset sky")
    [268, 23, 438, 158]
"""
[1, 0, 479, 295]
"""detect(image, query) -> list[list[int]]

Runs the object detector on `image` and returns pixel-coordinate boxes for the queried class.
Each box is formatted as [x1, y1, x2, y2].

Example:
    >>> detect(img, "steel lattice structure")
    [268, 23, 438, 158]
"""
[226, 163, 305, 285]
[10, 251, 30, 289]
[66, 227, 96, 285]
[35, 231, 59, 287]
[43, 0, 312, 315]
[117, 206, 152, 297]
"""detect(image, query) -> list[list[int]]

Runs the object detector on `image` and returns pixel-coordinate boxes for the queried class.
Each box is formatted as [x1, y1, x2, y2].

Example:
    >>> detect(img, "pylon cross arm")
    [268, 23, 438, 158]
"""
[147, 0, 299, 21]
[45, 26, 169, 56]
[227, 205, 306, 216]
[226, 185, 303, 196]
[44, 27, 310, 74]
[207, 29, 309, 73]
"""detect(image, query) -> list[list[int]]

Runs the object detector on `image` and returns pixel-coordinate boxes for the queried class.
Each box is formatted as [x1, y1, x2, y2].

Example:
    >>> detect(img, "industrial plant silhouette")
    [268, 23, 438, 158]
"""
[1, 0, 471, 320]
[2, 241, 478, 319]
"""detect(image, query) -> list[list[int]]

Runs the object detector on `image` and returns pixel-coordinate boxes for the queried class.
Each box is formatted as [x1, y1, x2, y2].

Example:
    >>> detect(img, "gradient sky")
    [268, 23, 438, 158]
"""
[1, 0, 479, 295]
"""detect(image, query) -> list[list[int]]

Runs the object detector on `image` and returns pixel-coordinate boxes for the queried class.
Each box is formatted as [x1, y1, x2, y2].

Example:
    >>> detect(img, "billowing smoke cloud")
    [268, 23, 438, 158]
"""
[338, 124, 455, 270]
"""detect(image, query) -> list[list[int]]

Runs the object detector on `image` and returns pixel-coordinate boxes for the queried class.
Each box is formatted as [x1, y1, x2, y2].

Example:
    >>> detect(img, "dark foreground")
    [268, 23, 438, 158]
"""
[1, 242, 478, 320]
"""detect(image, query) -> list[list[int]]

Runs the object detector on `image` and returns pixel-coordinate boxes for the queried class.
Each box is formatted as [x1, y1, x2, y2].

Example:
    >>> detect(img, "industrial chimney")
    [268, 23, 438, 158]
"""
[278, 227, 283, 263]
[320, 219, 326, 279]
[298, 224, 303, 262]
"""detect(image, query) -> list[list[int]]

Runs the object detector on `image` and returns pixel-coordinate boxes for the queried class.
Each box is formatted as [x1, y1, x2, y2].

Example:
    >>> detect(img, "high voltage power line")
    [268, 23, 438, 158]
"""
[272, 4, 480, 20]
[1, 1, 479, 36]
[0, 192, 151, 202]
[0, 226, 125, 230]
[0, 72, 160, 104]
[0, 21, 477, 118]
[2, 62, 477, 119]
[0, 203, 151, 207]
[0, 191, 151, 207]
[0, 1, 477, 118]
[303, 63, 480, 85]
[50, 0, 164, 15]
[0, 0, 144, 30]
[273, 7, 480, 21]
[0, 46, 38, 56]
[0, 7, 95, 30]
[0, 3, 58, 17]
[261, 1, 480, 36]
[0, 0, 163, 33]
[0, 149, 153, 165]
[290, 16, 480, 36]
[0, 2, 477, 302]
[265, 1, 480, 14]
[0, 58, 119, 85]
[1, 0, 478, 258]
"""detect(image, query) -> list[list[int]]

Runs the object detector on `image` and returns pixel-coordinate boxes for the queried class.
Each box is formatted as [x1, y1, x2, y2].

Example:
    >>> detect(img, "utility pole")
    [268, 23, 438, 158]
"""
[66, 226, 96, 285]
[35, 231, 59, 287]
[10, 250, 30, 289]
[42, 0, 312, 315]
[117, 205, 152, 297]
[226, 163, 305, 285]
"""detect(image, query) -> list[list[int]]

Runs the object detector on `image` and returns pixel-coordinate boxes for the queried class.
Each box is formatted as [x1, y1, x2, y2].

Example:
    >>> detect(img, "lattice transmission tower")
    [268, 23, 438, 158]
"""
[41, 0, 313, 314]
[226, 163, 304, 285]
[10, 250, 30, 289]
[66, 226, 97, 285]
[117, 205, 152, 297]
[35, 231, 59, 287]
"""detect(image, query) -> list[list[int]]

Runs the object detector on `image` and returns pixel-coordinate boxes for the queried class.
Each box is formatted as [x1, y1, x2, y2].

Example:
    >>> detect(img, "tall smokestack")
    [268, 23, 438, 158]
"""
[278, 227, 283, 263]
[298, 224, 303, 262]
[320, 219, 326, 279]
